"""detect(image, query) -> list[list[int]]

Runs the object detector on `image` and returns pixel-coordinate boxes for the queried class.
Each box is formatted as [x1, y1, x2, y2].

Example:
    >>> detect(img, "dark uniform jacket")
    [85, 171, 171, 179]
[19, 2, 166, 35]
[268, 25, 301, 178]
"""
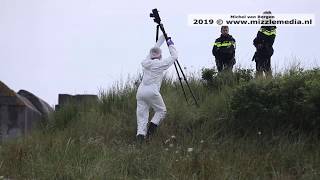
[212, 34, 236, 61]
[253, 26, 276, 58]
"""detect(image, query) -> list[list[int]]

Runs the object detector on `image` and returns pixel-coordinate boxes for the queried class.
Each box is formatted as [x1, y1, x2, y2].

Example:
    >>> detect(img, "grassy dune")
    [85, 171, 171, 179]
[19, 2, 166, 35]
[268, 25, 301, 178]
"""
[0, 68, 320, 179]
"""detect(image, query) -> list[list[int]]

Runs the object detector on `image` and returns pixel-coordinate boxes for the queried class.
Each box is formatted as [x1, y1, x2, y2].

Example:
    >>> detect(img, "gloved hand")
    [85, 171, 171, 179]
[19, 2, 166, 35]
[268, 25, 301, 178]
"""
[166, 37, 174, 46]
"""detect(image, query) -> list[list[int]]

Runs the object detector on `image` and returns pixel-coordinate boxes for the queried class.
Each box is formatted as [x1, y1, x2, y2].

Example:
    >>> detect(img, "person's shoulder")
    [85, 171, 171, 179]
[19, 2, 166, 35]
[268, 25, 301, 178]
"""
[215, 36, 222, 42]
[256, 30, 264, 37]
[228, 35, 236, 41]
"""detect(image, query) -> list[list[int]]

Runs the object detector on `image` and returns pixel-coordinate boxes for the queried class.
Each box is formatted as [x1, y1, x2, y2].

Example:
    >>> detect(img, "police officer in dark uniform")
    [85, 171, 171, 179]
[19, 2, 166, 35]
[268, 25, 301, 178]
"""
[253, 11, 276, 77]
[212, 26, 236, 72]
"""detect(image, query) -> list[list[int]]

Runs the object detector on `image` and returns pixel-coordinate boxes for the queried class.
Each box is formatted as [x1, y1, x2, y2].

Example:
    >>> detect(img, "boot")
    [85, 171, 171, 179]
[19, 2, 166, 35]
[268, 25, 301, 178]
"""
[147, 122, 158, 138]
[136, 134, 145, 144]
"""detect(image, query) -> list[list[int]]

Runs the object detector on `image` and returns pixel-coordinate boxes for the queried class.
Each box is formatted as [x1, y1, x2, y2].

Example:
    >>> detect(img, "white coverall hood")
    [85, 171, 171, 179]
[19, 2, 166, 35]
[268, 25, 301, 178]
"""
[141, 35, 178, 90]
[150, 47, 162, 59]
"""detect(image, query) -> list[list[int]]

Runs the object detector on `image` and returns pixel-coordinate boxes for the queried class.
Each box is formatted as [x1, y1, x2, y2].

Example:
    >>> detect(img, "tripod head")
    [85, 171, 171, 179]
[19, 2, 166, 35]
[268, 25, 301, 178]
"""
[150, 9, 161, 24]
[150, 8, 169, 40]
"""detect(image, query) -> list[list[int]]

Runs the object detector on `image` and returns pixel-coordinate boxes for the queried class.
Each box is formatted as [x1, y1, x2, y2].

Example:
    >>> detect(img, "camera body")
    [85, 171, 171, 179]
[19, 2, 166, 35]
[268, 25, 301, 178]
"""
[149, 8, 169, 40]
[150, 9, 161, 24]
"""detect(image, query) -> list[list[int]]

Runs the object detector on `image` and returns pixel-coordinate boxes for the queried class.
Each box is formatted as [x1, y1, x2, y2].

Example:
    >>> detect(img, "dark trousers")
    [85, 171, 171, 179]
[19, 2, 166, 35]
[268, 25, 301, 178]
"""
[255, 56, 272, 77]
[215, 58, 235, 72]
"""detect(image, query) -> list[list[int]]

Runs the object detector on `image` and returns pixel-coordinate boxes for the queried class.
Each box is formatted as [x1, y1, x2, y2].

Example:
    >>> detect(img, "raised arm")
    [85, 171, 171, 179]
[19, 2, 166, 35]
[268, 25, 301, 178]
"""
[153, 39, 178, 70]
[155, 35, 165, 48]
[167, 42, 178, 60]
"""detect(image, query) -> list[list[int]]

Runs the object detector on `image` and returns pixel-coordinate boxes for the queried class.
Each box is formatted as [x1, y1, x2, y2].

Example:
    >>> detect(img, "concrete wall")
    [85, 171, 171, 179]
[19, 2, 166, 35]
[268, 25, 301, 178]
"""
[0, 81, 43, 142]
[18, 90, 54, 119]
[55, 94, 98, 110]
[0, 81, 98, 142]
[0, 105, 41, 142]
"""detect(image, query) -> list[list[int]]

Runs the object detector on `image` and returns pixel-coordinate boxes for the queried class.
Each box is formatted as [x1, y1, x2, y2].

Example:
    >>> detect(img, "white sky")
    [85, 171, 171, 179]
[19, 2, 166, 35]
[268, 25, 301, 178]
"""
[1, 0, 319, 105]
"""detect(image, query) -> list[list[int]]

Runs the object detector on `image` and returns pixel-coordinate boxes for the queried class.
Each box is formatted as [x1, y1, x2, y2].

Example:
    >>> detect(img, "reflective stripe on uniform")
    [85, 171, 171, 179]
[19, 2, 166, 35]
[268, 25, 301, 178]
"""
[259, 27, 276, 36]
[213, 41, 235, 47]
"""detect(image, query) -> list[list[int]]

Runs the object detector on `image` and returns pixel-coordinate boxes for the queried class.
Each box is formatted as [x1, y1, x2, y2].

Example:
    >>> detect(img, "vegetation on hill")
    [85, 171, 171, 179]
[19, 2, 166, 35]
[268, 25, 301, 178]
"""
[0, 67, 319, 179]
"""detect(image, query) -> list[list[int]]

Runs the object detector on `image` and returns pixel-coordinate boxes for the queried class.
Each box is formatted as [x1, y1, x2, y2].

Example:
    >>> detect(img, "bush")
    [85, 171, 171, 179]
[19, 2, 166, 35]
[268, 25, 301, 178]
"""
[229, 68, 320, 136]
[201, 68, 254, 90]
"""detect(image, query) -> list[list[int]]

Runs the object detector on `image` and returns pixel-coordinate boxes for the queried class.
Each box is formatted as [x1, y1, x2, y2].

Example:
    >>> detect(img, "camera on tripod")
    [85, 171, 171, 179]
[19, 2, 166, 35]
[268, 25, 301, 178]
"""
[150, 9, 161, 24]
[148, 8, 199, 107]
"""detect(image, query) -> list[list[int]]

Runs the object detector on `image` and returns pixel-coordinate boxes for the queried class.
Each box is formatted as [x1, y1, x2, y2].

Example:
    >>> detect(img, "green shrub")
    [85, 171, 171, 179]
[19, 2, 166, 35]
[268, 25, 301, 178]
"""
[201, 68, 254, 90]
[229, 68, 320, 136]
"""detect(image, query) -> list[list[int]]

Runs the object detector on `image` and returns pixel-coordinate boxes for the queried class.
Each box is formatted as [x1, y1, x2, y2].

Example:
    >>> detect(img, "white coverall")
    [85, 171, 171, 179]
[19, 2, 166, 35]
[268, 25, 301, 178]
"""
[136, 35, 178, 136]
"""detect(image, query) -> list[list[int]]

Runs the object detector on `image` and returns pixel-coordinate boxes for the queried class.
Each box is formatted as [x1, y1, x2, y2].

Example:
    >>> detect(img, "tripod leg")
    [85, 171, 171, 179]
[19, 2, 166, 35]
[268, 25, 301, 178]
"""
[174, 62, 188, 103]
[175, 60, 199, 107]
[156, 25, 160, 42]
[155, 25, 188, 104]
[154, 24, 197, 106]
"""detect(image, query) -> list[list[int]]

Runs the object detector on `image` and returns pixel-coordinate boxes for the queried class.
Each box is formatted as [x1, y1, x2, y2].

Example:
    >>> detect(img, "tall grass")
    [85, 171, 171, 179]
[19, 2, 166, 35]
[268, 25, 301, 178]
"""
[0, 68, 320, 179]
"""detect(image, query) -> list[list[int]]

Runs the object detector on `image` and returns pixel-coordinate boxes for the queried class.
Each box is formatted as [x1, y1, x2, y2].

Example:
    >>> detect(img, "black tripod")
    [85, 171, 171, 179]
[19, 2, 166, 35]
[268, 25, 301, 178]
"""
[151, 9, 199, 107]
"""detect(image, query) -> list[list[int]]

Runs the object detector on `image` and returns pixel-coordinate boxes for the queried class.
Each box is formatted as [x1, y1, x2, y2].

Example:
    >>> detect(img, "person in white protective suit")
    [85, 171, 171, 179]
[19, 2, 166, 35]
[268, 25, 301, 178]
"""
[136, 34, 178, 142]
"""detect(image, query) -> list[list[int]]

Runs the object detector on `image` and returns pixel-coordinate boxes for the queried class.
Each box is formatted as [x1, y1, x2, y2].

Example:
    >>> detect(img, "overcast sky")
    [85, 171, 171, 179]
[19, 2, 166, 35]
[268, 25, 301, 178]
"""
[1, 0, 319, 106]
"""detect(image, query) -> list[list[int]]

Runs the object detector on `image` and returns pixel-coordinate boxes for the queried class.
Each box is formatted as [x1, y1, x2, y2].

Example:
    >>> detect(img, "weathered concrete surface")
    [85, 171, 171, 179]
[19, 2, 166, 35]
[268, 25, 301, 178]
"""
[18, 90, 54, 119]
[55, 94, 98, 110]
[0, 81, 43, 142]
[1, 81, 98, 141]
